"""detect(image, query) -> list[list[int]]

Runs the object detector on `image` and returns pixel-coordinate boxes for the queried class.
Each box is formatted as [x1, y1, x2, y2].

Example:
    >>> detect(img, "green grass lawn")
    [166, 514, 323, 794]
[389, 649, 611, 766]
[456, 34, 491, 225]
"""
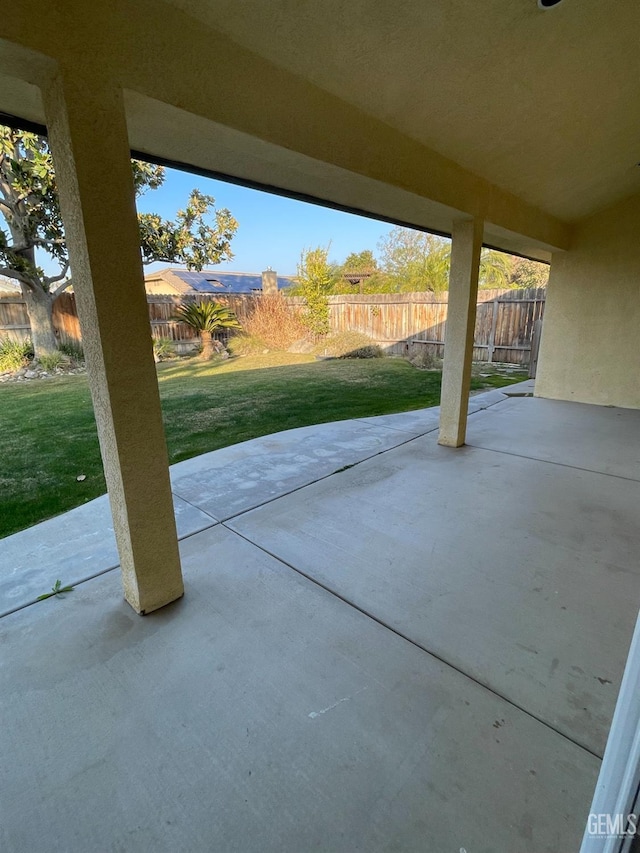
[0, 354, 526, 538]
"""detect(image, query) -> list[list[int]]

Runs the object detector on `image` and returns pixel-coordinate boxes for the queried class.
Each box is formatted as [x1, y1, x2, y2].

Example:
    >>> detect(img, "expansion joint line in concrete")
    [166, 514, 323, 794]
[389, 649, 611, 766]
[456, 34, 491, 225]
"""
[170, 493, 219, 526]
[0, 400, 504, 620]
[466, 442, 640, 483]
[1, 433, 421, 621]
[224, 521, 604, 764]
[0, 561, 121, 620]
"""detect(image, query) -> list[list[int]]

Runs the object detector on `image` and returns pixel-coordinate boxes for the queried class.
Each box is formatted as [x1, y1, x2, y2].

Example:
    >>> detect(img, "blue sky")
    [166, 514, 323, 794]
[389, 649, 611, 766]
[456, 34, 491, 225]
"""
[136, 166, 396, 277]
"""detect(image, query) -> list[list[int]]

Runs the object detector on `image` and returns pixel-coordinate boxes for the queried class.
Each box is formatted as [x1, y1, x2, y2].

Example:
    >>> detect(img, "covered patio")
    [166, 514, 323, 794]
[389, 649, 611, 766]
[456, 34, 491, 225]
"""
[2, 391, 639, 851]
[1, 1, 640, 849]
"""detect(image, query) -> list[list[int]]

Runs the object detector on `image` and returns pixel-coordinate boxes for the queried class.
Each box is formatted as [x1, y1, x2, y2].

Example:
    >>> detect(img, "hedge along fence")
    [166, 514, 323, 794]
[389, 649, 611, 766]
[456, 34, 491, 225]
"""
[0, 287, 546, 365]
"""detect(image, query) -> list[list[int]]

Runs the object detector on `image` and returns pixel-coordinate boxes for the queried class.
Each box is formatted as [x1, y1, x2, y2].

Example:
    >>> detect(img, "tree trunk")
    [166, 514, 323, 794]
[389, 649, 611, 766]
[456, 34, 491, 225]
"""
[22, 286, 57, 356]
[200, 330, 214, 359]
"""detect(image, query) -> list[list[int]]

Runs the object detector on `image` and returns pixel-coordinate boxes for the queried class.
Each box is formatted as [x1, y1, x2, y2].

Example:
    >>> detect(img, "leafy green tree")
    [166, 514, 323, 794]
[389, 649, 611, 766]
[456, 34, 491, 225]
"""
[378, 227, 450, 292]
[378, 226, 523, 292]
[335, 249, 381, 294]
[173, 301, 241, 359]
[479, 249, 513, 289]
[509, 256, 549, 289]
[342, 249, 378, 275]
[0, 126, 238, 356]
[292, 245, 340, 336]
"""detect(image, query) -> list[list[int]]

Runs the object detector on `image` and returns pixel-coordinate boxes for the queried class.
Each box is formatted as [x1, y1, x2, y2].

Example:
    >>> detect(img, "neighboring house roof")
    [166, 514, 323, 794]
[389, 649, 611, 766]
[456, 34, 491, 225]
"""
[144, 268, 294, 295]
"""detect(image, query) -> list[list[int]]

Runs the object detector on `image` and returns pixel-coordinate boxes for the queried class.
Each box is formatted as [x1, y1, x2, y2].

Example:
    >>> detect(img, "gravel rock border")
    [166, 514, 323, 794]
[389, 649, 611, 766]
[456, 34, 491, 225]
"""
[0, 362, 87, 383]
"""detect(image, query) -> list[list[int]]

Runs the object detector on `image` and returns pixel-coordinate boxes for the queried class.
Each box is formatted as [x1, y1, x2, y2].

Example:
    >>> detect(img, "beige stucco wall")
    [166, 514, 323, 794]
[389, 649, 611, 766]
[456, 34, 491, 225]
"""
[536, 193, 640, 409]
[145, 279, 179, 295]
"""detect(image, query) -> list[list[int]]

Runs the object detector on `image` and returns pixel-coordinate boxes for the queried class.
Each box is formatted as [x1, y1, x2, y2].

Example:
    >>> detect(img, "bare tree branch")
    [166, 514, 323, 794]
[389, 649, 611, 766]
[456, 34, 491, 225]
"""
[47, 263, 71, 296]
[35, 237, 67, 249]
[50, 280, 72, 298]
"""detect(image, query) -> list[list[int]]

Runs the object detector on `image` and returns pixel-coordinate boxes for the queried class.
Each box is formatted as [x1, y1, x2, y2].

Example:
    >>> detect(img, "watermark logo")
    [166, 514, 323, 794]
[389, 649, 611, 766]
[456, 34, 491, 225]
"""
[587, 813, 638, 838]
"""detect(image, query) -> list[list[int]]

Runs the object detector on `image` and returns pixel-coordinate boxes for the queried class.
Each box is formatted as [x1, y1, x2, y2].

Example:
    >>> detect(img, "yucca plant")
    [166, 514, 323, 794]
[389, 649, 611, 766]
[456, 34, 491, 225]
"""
[174, 301, 241, 359]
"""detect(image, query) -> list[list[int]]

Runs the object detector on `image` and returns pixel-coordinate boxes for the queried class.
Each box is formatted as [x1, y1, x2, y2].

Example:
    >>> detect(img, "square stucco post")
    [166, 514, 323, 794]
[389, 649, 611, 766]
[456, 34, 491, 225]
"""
[438, 217, 483, 448]
[43, 72, 184, 614]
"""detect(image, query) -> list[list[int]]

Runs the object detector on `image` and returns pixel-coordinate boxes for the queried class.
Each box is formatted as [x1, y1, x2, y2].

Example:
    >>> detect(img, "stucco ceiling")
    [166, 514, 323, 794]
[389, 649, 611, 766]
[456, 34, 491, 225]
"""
[168, 0, 640, 222]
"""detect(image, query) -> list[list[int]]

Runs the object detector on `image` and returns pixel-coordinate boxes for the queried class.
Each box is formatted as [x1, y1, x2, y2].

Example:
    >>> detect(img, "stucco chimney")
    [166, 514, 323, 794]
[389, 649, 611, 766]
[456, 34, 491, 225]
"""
[261, 268, 278, 295]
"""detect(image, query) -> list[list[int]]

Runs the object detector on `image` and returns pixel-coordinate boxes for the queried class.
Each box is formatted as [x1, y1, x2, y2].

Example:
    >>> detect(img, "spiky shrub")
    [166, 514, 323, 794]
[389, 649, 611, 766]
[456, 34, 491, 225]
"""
[174, 301, 242, 359]
[58, 341, 84, 362]
[37, 351, 66, 371]
[0, 338, 33, 372]
[153, 337, 176, 362]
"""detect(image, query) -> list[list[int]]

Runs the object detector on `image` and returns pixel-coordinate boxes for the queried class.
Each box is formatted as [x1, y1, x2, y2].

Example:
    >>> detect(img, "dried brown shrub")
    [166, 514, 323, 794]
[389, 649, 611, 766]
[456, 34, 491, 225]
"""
[406, 343, 442, 370]
[243, 295, 306, 350]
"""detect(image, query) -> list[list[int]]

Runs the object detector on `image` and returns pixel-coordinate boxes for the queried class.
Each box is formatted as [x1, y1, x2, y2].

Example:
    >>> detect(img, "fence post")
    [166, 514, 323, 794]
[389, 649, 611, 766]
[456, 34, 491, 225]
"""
[487, 298, 500, 363]
[529, 318, 543, 379]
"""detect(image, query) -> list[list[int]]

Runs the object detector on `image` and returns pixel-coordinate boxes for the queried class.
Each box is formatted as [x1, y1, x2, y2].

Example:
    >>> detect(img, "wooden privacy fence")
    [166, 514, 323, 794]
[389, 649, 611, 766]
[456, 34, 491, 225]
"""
[146, 294, 257, 349]
[286, 287, 546, 366]
[0, 294, 86, 345]
[0, 287, 545, 366]
[0, 297, 31, 343]
[0, 292, 258, 352]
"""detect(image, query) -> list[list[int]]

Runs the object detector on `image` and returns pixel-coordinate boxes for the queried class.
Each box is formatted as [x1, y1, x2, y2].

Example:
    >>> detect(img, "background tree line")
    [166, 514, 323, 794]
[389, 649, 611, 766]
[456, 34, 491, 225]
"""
[294, 228, 549, 300]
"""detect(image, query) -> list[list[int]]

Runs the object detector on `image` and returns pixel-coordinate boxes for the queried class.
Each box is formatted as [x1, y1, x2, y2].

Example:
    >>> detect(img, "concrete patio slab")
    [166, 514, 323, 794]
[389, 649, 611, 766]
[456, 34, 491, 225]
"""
[467, 396, 640, 480]
[0, 388, 515, 617]
[3, 392, 636, 850]
[0, 493, 215, 616]
[467, 388, 510, 410]
[1, 411, 441, 617]
[1, 412, 433, 617]
[0, 524, 598, 853]
[503, 378, 536, 395]
[353, 405, 441, 434]
[170, 418, 419, 521]
[229, 416, 640, 757]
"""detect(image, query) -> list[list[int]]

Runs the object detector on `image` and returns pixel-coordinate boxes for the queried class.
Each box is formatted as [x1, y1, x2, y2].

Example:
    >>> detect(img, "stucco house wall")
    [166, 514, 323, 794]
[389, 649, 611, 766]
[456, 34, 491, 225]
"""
[536, 192, 640, 409]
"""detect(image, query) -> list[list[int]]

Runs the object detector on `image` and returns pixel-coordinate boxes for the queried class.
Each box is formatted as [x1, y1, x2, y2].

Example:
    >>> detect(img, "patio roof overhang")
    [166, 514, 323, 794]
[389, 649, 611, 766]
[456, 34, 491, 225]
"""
[0, 1, 578, 261]
[2, 1, 640, 248]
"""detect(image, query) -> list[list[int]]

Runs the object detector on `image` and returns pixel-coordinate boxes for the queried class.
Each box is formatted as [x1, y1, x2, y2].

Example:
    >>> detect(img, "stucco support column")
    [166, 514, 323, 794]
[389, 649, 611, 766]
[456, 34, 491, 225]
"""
[43, 71, 183, 614]
[438, 217, 483, 448]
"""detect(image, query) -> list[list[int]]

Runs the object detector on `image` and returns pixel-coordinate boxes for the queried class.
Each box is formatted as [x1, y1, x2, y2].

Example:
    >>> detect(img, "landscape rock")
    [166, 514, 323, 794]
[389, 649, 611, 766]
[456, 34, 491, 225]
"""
[0, 361, 87, 384]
